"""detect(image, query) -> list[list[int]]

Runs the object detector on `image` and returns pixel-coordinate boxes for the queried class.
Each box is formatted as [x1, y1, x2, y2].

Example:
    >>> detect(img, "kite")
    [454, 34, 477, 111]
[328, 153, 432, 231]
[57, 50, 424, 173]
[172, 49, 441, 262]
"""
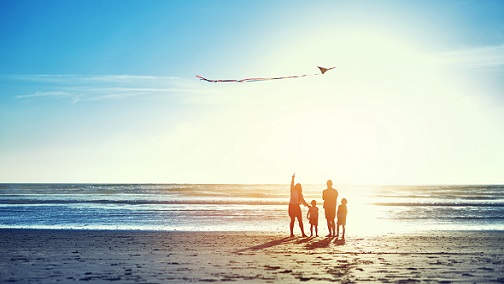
[196, 66, 336, 83]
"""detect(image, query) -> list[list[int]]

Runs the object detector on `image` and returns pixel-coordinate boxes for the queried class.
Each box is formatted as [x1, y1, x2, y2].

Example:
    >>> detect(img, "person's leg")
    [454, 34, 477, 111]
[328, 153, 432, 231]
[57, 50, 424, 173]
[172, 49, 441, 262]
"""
[336, 223, 339, 238]
[315, 225, 318, 237]
[342, 224, 345, 239]
[290, 216, 295, 237]
[298, 217, 307, 237]
[331, 220, 336, 237]
[326, 219, 332, 237]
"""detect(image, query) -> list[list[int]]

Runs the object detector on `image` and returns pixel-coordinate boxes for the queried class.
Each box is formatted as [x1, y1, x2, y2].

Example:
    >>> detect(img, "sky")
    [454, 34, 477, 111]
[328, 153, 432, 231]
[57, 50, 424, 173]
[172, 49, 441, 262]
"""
[1, 0, 504, 184]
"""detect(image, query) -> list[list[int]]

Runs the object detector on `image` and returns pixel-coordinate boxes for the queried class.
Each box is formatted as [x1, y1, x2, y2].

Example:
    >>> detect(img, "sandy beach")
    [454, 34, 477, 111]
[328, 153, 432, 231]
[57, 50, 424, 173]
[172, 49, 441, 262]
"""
[1, 229, 503, 283]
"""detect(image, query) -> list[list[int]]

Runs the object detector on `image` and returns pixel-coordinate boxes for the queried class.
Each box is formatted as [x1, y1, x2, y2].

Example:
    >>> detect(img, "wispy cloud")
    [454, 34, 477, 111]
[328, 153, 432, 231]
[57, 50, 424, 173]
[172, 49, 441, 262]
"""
[7, 74, 214, 104]
[5, 74, 179, 83]
[15, 91, 71, 99]
[433, 44, 504, 67]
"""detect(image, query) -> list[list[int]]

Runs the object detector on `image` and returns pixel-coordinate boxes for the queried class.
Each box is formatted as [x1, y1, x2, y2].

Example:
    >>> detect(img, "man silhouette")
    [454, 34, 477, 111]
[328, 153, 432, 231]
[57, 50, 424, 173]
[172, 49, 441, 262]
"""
[322, 180, 338, 237]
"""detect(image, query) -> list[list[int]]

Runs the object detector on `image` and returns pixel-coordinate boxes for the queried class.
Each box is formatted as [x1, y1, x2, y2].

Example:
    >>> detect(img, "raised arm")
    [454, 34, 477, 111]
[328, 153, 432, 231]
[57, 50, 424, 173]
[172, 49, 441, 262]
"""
[291, 173, 295, 191]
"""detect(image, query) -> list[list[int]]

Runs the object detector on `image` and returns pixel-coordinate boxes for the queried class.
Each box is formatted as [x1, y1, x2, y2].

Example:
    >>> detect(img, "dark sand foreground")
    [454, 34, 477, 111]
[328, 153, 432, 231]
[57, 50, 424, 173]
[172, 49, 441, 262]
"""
[1, 229, 503, 283]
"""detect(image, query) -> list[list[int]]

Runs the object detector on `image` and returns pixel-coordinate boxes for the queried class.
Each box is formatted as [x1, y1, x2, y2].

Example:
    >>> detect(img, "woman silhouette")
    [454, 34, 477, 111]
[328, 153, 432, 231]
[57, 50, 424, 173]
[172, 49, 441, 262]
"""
[289, 173, 309, 237]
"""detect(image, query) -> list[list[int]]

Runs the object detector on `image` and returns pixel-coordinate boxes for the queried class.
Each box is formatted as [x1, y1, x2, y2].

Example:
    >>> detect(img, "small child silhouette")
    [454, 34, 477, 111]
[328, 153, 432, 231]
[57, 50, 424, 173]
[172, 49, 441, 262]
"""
[336, 198, 348, 240]
[307, 200, 319, 237]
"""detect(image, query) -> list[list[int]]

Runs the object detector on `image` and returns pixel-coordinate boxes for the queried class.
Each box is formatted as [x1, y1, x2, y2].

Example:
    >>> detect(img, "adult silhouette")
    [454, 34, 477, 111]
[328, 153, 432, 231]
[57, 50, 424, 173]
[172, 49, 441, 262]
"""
[322, 180, 338, 237]
[288, 173, 309, 237]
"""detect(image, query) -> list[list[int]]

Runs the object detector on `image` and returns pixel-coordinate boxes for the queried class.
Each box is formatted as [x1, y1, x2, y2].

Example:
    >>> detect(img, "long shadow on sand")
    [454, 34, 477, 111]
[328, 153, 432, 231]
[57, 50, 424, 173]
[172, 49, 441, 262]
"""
[305, 237, 333, 250]
[334, 238, 346, 246]
[234, 236, 345, 254]
[234, 237, 294, 253]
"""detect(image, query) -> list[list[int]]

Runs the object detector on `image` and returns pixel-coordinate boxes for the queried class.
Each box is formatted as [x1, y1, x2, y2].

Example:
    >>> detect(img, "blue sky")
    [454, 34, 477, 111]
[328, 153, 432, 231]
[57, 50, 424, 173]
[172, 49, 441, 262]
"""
[1, 0, 504, 184]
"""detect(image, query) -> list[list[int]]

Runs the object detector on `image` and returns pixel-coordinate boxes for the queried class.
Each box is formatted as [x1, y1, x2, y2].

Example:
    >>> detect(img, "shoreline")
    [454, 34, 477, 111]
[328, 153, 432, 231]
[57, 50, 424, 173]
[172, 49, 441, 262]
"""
[3, 227, 504, 232]
[2, 229, 504, 283]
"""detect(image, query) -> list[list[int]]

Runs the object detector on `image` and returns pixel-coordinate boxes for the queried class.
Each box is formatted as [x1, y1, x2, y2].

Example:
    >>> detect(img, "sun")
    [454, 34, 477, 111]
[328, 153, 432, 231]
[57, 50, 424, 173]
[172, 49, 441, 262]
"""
[242, 25, 446, 184]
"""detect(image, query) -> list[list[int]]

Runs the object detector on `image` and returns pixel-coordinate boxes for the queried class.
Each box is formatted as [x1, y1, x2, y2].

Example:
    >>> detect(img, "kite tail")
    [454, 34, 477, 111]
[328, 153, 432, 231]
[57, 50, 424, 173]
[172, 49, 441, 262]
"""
[196, 75, 213, 82]
[196, 75, 234, 83]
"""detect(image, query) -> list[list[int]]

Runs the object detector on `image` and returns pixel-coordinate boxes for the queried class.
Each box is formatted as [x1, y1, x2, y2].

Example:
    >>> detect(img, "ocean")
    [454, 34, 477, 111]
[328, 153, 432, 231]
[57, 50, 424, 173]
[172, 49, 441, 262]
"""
[1, 184, 503, 235]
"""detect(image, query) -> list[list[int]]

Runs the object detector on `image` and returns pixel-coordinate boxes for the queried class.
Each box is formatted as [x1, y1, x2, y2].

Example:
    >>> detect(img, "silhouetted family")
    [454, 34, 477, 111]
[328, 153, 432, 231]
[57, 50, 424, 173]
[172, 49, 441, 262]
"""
[289, 174, 347, 239]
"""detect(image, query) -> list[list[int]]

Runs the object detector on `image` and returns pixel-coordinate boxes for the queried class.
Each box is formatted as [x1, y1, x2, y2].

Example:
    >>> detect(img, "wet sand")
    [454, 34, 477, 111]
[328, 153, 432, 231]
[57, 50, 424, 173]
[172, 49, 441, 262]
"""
[1, 229, 503, 283]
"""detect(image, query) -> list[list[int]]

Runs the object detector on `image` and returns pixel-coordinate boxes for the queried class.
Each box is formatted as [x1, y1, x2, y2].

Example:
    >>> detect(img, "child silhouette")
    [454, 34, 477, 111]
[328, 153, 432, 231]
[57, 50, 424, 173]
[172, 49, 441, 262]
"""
[336, 198, 348, 240]
[307, 200, 319, 237]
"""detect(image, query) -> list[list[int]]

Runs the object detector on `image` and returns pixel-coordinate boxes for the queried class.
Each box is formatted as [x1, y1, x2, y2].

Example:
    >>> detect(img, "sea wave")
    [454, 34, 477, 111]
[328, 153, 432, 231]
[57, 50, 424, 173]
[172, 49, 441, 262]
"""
[373, 201, 504, 207]
[0, 198, 286, 206]
[2, 184, 504, 232]
[2, 197, 504, 207]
